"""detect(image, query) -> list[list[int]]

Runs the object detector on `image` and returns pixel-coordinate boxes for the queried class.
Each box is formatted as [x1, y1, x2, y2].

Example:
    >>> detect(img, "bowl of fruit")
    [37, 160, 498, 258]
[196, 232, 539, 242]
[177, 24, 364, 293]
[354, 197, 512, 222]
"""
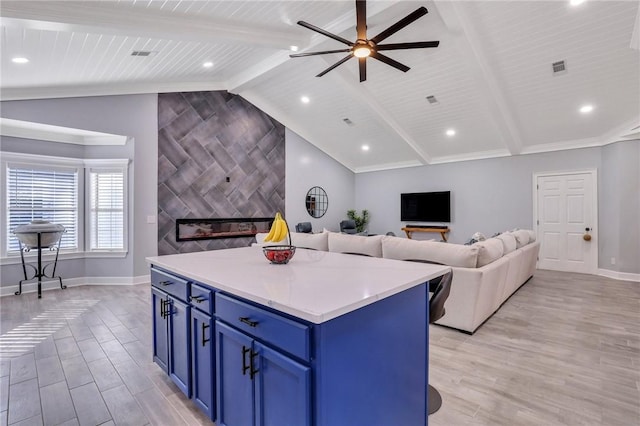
[262, 212, 296, 264]
[263, 245, 296, 264]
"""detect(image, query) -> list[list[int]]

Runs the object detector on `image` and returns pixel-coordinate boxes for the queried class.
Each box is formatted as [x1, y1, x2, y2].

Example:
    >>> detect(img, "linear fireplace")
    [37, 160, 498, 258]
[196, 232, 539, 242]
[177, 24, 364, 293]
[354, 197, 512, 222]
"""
[175, 217, 273, 242]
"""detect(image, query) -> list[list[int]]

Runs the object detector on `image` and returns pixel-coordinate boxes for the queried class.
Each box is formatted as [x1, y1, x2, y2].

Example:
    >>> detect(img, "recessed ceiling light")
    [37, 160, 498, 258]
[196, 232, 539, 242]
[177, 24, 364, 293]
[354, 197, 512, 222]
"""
[361, 145, 370, 151]
[290, 46, 299, 52]
[203, 61, 214, 68]
[301, 96, 310, 104]
[446, 129, 456, 136]
[12, 57, 29, 64]
[579, 104, 594, 114]
[570, 0, 585, 6]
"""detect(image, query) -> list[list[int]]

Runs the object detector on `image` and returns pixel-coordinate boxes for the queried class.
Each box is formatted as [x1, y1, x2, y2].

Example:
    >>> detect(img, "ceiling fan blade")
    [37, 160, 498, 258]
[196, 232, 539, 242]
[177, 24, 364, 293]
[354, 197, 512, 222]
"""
[297, 21, 354, 46]
[376, 41, 440, 51]
[356, 0, 367, 40]
[370, 51, 410, 73]
[316, 54, 353, 77]
[290, 49, 352, 58]
[359, 57, 367, 82]
[370, 7, 428, 44]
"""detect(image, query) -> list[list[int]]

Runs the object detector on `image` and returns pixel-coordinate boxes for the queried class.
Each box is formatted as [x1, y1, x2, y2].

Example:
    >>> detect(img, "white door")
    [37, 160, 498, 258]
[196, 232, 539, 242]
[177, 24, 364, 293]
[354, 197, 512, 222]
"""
[535, 171, 597, 274]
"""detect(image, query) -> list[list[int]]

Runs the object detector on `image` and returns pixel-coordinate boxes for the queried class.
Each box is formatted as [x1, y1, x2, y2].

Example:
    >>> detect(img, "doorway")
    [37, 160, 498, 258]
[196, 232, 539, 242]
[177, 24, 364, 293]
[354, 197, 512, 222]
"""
[533, 170, 598, 274]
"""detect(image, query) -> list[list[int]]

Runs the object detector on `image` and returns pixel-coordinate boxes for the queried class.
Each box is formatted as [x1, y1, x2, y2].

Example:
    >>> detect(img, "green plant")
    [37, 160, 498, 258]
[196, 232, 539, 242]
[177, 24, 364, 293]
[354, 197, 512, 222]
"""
[346, 209, 370, 233]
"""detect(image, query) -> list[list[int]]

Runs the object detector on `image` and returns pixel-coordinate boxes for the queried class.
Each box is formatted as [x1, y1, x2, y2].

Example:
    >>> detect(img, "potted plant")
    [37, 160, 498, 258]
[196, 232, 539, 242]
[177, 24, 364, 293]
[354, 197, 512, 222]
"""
[346, 209, 370, 233]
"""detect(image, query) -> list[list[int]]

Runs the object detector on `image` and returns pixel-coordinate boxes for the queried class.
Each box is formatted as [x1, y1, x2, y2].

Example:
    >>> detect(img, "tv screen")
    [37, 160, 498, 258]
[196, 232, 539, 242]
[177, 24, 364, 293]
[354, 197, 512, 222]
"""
[401, 191, 451, 222]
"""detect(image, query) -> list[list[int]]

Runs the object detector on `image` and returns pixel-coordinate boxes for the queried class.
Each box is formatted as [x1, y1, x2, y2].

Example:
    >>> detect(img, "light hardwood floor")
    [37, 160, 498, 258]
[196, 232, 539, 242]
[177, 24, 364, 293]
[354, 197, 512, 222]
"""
[0, 269, 638, 425]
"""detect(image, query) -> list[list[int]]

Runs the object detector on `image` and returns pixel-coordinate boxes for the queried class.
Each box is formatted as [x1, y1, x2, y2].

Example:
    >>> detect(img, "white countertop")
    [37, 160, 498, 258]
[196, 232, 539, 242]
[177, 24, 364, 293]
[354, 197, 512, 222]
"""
[146, 246, 450, 324]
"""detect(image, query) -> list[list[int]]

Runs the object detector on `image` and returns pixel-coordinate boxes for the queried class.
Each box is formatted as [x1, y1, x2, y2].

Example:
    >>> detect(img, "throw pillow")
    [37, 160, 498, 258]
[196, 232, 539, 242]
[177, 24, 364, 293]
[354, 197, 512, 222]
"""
[511, 230, 530, 248]
[290, 231, 329, 251]
[381, 235, 479, 268]
[328, 232, 383, 257]
[496, 233, 517, 254]
[473, 238, 504, 267]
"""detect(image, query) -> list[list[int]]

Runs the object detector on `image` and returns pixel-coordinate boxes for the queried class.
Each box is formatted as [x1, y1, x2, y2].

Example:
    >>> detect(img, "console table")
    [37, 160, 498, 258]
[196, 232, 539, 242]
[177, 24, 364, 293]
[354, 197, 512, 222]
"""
[402, 227, 450, 242]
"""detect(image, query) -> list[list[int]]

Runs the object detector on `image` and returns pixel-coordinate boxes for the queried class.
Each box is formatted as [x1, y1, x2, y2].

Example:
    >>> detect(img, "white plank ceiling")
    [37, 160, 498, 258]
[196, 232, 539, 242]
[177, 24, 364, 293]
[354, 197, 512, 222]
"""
[1, 0, 638, 172]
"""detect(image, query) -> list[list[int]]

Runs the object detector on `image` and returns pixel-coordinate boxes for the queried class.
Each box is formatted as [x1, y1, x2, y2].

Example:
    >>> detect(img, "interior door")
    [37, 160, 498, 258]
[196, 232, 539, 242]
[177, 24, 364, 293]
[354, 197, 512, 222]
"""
[536, 171, 597, 273]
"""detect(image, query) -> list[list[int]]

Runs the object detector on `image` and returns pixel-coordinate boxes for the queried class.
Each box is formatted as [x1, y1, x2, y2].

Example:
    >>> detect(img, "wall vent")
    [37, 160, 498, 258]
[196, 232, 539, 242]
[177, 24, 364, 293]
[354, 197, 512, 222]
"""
[426, 95, 439, 104]
[552, 60, 566, 74]
[342, 118, 354, 126]
[131, 50, 155, 57]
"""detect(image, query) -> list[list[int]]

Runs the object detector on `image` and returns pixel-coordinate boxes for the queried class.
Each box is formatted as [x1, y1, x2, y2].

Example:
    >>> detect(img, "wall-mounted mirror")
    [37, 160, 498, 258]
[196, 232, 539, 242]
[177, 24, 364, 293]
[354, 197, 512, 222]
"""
[305, 186, 328, 218]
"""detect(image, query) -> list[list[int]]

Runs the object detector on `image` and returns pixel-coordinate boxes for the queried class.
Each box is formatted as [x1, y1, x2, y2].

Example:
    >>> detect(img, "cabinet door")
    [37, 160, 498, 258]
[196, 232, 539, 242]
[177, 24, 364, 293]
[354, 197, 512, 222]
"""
[151, 287, 168, 372]
[168, 296, 191, 397]
[192, 309, 215, 420]
[254, 342, 311, 426]
[216, 321, 254, 426]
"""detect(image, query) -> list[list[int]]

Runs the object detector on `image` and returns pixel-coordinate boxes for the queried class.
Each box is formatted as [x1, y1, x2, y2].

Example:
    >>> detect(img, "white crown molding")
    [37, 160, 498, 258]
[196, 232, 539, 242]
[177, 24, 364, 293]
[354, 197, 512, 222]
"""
[598, 268, 640, 283]
[354, 160, 425, 174]
[0, 118, 127, 146]
[429, 149, 512, 165]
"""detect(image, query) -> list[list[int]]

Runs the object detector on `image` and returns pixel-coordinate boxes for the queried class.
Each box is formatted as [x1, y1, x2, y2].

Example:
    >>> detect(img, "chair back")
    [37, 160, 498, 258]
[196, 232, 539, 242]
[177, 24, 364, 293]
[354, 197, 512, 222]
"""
[295, 222, 312, 233]
[429, 271, 452, 324]
[340, 220, 357, 234]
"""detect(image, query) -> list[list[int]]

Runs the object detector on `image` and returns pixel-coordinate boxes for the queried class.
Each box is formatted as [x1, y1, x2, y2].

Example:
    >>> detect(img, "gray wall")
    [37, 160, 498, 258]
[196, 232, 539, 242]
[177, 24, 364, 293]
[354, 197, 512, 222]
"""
[285, 129, 355, 232]
[0, 94, 158, 285]
[157, 91, 285, 254]
[355, 141, 639, 274]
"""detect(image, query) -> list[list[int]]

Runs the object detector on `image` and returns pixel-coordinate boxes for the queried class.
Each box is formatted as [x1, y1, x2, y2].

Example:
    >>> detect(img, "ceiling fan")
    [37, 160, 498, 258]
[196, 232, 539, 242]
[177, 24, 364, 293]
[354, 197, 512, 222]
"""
[289, 0, 439, 82]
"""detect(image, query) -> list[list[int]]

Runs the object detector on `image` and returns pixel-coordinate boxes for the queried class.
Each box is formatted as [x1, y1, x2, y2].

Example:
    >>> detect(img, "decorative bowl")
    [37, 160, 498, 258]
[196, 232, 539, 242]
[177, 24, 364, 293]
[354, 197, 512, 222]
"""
[263, 245, 296, 264]
[14, 220, 65, 249]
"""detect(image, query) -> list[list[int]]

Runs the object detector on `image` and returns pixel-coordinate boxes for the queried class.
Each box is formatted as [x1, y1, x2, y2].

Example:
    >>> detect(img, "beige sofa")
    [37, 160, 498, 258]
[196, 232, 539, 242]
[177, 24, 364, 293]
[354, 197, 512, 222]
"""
[255, 229, 540, 334]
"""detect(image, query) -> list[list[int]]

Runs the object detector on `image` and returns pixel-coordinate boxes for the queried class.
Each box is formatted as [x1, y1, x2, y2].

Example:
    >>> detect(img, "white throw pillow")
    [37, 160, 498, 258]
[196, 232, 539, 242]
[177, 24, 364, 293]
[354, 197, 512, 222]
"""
[511, 230, 530, 248]
[473, 238, 504, 267]
[381, 236, 479, 268]
[328, 232, 383, 257]
[496, 233, 517, 254]
[290, 231, 329, 251]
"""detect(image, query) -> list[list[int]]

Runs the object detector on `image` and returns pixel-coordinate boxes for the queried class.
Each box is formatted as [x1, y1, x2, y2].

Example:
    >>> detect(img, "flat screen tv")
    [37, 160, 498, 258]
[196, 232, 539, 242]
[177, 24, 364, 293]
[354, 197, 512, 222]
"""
[401, 191, 451, 222]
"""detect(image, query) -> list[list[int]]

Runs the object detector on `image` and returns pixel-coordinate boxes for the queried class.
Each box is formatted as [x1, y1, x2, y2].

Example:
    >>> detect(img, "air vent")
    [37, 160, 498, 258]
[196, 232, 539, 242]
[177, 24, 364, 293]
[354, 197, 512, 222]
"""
[552, 60, 566, 74]
[342, 118, 354, 126]
[131, 51, 155, 57]
[426, 95, 439, 104]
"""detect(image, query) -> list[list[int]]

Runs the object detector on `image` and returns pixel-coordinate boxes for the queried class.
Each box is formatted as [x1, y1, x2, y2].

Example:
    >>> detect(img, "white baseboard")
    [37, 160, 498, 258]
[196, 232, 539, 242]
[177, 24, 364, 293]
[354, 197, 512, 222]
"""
[0, 274, 151, 297]
[598, 268, 640, 282]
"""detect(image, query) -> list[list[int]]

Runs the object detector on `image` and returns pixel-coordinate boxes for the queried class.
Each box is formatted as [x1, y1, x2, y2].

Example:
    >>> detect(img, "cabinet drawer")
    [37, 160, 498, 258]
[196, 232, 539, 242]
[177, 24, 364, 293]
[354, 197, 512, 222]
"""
[190, 283, 214, 315]
[215, 293, 310, 362]
[151, 268, 189, 302]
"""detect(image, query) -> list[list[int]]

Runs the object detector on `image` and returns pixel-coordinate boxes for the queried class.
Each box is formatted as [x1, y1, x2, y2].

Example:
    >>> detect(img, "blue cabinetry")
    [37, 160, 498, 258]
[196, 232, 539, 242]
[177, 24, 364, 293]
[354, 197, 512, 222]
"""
[191, 299, 215, 419]
[216, 321, 311, 426]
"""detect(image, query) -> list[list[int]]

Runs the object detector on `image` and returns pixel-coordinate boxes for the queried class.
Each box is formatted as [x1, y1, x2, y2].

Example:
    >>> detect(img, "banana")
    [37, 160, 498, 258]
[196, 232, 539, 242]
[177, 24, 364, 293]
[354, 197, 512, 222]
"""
[264, 214, 278, 242]
[275, 216, 288, 243]
[266, 217, 282, 243]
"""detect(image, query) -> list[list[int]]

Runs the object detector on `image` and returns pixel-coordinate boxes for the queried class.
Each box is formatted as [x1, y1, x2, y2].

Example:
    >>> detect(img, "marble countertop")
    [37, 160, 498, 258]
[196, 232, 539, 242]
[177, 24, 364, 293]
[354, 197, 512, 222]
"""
[146, 246, 450, 324]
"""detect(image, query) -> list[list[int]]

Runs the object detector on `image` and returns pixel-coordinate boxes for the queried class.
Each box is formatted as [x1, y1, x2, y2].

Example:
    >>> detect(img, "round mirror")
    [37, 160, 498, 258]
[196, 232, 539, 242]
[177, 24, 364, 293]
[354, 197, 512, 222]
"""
[305, 186, 328, 218]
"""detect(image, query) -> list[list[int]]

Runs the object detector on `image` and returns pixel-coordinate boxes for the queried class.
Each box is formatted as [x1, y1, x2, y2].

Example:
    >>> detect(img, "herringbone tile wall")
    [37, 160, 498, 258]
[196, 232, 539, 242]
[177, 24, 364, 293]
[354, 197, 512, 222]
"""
[157, 91, 285, 255]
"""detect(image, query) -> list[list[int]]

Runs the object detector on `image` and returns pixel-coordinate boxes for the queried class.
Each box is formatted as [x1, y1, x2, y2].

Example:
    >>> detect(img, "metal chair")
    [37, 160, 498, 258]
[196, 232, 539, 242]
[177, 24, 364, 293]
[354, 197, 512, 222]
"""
[405, 259, 452, 415]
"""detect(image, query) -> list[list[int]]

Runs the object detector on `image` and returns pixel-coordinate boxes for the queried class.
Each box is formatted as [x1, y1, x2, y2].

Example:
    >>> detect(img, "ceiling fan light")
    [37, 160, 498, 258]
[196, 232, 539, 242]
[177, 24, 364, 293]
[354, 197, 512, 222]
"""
[353, 46, 371, 58]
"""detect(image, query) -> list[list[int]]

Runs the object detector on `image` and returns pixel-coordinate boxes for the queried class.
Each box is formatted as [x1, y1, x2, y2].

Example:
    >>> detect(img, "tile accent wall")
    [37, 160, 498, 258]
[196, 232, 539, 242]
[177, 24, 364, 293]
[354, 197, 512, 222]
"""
[157, 91, 285, 255]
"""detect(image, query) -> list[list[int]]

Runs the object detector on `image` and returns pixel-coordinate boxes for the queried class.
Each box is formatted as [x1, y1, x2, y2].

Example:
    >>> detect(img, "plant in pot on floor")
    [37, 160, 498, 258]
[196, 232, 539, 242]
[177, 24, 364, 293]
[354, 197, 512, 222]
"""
[346, 209, 370, 233]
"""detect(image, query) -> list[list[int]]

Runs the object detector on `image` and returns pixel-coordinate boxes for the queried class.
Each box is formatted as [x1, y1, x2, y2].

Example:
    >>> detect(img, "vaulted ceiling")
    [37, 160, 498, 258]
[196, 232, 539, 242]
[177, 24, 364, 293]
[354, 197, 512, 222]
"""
[1, 1, 639, 172]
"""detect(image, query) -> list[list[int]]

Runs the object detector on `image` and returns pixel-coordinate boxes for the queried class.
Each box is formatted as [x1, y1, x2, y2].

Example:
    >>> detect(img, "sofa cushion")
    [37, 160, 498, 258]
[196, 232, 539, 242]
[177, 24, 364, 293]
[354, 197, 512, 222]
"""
[526, 229, 536, 242]
[328, 232, 383, 257]
[290, 231, 329, 251]
[473, 238, 505, 267]
[255, 232, 268, 245]
[381, 236, 479, 268]
[496, 233, 517, 254]
[511, 230, 530, 248]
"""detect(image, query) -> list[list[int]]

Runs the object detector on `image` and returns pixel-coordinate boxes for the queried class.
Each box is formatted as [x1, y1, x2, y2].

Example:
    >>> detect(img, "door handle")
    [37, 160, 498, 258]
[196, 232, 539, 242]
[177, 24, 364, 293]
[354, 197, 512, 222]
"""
[242, 345, 251, 376]
[201, 323, 210, 347]
[250, 350, 259, 380]
[583, 227, 592, 241]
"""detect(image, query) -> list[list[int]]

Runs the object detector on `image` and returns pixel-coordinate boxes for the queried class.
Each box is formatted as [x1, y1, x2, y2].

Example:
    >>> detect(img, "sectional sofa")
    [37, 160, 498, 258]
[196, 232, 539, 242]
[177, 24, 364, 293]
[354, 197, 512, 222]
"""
[255, 229, 540, 334]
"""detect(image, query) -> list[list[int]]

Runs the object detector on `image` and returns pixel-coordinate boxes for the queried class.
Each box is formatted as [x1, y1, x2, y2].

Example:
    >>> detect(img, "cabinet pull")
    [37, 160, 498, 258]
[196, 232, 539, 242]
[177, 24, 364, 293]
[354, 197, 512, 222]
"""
[201, 323, 210, 347]
[159, 280, 172, 286]
[239, 317, 258, 328]
[160, 298, 165, 318]
[250, 350, 259, 379]
[162, 300, 173, 318]
[189, 295, 206, 303]
[241, 346, 251, 375]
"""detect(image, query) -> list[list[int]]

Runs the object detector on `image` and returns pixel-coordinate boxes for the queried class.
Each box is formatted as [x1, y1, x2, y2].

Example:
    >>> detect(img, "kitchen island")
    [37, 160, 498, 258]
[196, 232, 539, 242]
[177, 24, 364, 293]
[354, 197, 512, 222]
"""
[147, 246, 450, 426]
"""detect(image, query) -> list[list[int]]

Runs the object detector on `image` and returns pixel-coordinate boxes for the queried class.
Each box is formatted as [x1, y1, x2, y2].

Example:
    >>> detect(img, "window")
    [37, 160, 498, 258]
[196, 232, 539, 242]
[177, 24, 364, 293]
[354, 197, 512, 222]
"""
[1, 152, 128, 259]
[88, 169, 124, 250]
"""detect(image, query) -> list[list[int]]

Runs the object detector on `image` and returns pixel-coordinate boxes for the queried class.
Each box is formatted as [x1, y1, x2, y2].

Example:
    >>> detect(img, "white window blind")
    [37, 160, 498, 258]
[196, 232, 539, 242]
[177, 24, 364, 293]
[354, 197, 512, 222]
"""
[89, 169, 124, 250]
[6, 165, 78, 252]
